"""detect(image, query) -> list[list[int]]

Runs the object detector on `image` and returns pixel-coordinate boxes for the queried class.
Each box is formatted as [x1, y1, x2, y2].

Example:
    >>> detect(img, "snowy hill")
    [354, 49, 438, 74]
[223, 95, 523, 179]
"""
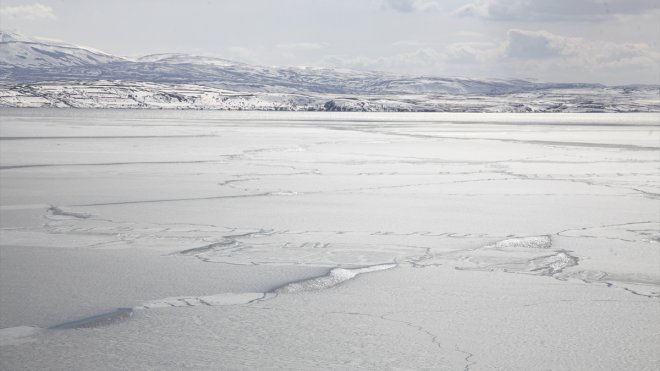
[0, 31, 658, 111]
[138, 53, 239, 67]
[2, 80, 657, 112]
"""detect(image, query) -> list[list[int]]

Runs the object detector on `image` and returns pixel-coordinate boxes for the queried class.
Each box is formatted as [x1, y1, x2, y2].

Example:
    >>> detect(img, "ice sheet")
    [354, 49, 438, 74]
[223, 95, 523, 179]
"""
[1, 109, 658, 369]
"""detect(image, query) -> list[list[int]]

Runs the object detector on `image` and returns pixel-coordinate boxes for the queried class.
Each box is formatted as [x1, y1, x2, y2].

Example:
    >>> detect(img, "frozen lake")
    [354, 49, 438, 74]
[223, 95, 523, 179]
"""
[1, 109, 659, 370]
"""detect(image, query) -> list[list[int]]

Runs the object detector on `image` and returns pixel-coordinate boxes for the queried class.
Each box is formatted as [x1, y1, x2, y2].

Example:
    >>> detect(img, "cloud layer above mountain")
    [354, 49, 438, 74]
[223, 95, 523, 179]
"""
[455, 0, 659, 21]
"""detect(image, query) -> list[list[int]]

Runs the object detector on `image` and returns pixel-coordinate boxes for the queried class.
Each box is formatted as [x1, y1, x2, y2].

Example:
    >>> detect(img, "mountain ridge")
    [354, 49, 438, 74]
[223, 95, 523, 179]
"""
[0, 30, 607, 94]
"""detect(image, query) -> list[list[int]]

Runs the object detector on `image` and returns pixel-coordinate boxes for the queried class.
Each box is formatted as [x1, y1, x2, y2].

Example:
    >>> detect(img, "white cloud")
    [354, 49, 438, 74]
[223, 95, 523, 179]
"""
[454, 0, 659, 21]
[0, 3, 55, 21]
[446, 42, 500, 63]
[324, 48, 444, 75]
[391, 40, 425, 47]
[276, 42, 325, 51]
[227, 46, 257, 63]
[382, 0, 439, 13]
[454, 31, 485, 39]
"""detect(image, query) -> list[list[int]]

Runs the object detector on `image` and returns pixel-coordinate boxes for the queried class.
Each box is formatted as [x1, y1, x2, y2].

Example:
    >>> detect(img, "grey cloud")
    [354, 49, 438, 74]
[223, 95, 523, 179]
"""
[502, 28, 658, 69]
[455, 0, 660, 21]
[276, 42, 325, 51]
[499, 29, 659, 83]
[505, 29, 575, 59]
[444, 29, 659, 83]
[382, 0, 439, 13]
[383, 0, 414, 12]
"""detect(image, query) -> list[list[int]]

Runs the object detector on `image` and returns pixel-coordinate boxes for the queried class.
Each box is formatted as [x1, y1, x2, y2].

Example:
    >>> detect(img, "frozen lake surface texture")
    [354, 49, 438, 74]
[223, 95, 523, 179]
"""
[0, 109, 659, 370]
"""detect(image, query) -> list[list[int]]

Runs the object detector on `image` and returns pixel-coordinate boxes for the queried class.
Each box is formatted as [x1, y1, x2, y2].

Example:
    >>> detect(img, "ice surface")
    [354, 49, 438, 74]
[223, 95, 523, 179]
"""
[0, 326, 43, 346]
[2, 267, 658, 370]
[0, 110, 658, 369]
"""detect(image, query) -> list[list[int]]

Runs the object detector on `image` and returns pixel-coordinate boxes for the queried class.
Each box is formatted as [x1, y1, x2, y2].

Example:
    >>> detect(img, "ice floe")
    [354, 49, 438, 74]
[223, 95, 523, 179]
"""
[49, 308, 133, 330]
[486, 235, 552, 249]
[139, 293, 269, 309]
[275, 264, 397, 294]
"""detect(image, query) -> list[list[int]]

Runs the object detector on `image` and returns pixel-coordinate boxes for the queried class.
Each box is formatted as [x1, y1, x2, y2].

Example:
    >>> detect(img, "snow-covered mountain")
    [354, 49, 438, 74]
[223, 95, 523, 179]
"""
[1, 31, 658, 111]
[0, 31, 124, 68]
[0, 31, 601, 94]
[138, 53, 239, 67]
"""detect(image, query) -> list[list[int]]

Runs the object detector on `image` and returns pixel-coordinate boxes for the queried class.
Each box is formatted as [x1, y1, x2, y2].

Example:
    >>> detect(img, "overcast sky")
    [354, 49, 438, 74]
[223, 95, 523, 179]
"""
[1, 0, 659, 85]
